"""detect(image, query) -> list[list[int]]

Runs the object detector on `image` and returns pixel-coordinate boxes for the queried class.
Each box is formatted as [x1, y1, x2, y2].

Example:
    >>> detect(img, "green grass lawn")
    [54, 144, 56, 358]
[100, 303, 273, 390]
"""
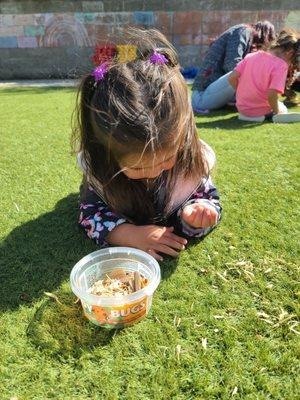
[0, 86, 299, 400]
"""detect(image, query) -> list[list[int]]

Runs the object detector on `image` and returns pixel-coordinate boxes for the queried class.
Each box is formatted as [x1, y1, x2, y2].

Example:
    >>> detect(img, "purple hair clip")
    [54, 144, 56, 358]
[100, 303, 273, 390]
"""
[149, 50, 168, 65]
[91, 62, 108, 83]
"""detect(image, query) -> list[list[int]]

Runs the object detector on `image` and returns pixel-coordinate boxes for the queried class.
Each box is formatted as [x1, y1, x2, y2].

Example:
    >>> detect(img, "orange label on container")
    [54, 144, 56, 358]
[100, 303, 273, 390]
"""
[83, 296, 148, 327]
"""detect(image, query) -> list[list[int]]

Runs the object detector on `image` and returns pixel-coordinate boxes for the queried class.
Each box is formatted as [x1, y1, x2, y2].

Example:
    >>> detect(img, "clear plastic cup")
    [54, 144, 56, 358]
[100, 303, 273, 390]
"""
[70, 247, 161, 329]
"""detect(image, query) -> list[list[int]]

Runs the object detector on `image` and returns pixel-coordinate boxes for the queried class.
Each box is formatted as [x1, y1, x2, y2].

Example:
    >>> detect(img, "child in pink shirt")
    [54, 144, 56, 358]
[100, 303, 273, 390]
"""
[228, 29, 300, 123]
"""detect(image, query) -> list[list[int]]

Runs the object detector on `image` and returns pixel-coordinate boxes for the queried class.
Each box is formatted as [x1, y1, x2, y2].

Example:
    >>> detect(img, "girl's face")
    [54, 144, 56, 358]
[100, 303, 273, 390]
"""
[119, 148, 177, 180]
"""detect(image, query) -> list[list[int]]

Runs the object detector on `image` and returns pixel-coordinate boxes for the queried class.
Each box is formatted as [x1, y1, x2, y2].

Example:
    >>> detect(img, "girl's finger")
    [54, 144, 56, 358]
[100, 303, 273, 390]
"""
[199, 207, 216, 228]
[182, 206, 196, 225]
[147, 248, 163, 261]
[166, 226, 174, 232]
[204, 207, 218, 227]
[202, 208, 212, 228]
[160, 237, 185, 251]
[165, 231, 187, 245]
[210, 209, 218, 226]
[193, 206, 205, 227]
[154, 243, 180, 257]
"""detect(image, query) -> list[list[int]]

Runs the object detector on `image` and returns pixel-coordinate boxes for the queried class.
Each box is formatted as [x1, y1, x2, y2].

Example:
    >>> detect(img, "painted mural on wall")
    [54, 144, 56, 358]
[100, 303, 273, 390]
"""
[0, 10, 299, 53]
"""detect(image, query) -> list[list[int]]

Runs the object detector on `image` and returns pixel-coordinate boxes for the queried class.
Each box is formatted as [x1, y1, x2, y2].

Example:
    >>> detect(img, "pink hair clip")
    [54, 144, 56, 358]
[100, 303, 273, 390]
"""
[149, 50, 168, 65]
[91, 62, 108, 83]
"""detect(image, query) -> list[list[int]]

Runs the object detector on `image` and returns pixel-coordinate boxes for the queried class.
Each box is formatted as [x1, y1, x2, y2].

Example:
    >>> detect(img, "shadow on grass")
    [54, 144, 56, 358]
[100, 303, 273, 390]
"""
[0, 193, 120, 354]
[159, 257, 179, 280]
[193, 105, 237, 118]
[26, 292, 117, 358]
[194, 99, 299, 129]
[196, 115, 264, 130]
[0, 193, 96, 312]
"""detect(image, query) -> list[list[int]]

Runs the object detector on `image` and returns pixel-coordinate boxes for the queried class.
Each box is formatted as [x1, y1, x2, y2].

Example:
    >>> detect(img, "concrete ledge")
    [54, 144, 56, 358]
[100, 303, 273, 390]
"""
[0, 47, 94, 79]
[0, 79, 78, 88]
[0, 77, 194, 88]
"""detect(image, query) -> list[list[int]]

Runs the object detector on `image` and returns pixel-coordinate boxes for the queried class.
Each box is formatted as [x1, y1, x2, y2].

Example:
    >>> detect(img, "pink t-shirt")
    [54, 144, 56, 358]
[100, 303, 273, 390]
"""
[234, 51, 288, 117]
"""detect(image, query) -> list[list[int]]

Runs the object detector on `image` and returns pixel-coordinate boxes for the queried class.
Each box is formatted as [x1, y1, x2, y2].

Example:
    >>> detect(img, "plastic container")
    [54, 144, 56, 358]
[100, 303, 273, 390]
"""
[70, 247, 161, 329]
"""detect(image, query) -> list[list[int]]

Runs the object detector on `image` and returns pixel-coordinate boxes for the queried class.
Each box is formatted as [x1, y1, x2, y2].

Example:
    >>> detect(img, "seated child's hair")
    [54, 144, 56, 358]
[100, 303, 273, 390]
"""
[251, 20, 276, 50]
[271, 28, 300, 71]
[72, 29, 208, 224]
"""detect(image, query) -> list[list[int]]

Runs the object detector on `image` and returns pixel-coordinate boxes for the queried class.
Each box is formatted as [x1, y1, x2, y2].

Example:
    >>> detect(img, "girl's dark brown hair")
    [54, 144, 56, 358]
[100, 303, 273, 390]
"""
[72, 28, 208, 224]
[251, 20, 276, 51]
[271, 28, 300, 72]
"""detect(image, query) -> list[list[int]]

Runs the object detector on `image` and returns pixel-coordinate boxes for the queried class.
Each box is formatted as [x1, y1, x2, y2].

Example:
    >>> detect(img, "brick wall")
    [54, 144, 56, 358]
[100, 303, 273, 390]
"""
[0, 1, 299, 79]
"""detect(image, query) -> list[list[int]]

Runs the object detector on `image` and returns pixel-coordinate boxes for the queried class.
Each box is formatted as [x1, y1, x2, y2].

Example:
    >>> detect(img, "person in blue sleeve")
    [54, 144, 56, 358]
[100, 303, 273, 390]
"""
[192, 21, 275, 112]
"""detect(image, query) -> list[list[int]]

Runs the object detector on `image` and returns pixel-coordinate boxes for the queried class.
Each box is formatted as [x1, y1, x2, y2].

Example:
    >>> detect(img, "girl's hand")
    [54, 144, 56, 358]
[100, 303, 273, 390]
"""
[106, 224, 187, 261]
[181, 203, 218, 229]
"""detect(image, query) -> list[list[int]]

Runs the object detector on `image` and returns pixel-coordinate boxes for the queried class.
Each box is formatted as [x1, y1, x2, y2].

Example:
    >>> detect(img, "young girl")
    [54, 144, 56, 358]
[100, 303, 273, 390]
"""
[73, 29, 221, 261]
[228, 29, 300, 123]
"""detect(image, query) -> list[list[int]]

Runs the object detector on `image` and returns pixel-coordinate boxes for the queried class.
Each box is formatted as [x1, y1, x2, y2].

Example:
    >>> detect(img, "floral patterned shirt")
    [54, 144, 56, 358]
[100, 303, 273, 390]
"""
[78, 177, 221, 247]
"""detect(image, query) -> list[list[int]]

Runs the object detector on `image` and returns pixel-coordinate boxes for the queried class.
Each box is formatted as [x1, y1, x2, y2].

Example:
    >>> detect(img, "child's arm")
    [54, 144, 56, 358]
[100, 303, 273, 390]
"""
[178, 177, 222, 238]
[223, 27, 252, 72]
[267, 62, 289, 114]
[106, 224, 186, 261]
[79, 183, 127, 248]
[79, 182, 187, 260]
[267, 89, 280, 114]
[228, 70, 240, 90]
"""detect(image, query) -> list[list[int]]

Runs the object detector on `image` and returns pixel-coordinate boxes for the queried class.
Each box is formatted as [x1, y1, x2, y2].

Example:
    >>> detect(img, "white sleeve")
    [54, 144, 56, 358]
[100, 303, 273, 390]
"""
[77, 151, 87, 173]
[200, 139, 216, 171]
